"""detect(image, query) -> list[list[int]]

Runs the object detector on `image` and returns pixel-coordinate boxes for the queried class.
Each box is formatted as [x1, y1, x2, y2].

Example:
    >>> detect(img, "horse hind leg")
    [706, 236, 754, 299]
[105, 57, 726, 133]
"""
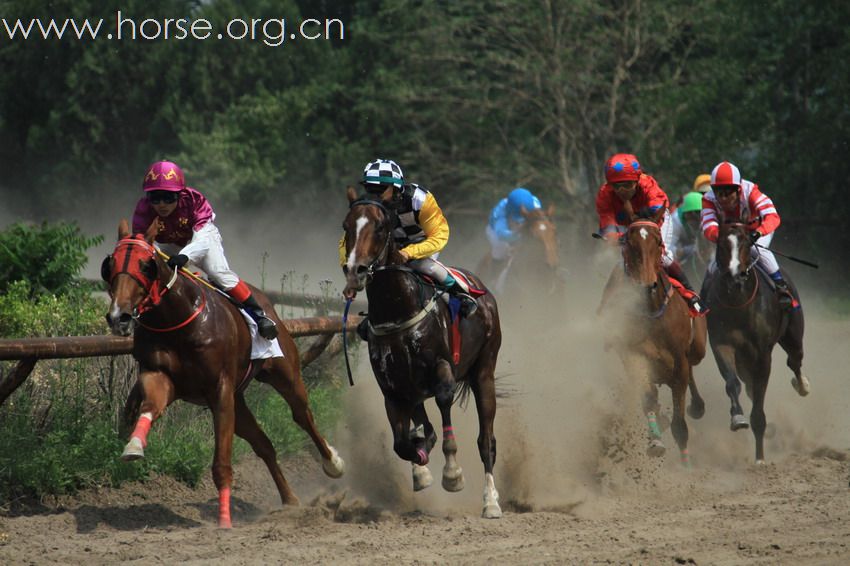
[750, 358, 772, 464]
[469, 357, 501, 519]
[234, 393, 299, 506]
[670, 367, 691, 467]
[121, 370, 174, 461]
[711, 345, 749, 430]
[686, 368, 706, 420]
[779, 311, 809, 396]
[259, 358, 344, 478]
[434, 360, 464, 492]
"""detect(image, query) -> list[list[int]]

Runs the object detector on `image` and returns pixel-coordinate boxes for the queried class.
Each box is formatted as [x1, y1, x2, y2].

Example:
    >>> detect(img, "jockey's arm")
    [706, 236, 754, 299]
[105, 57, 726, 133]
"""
[400, 193, 450, 260]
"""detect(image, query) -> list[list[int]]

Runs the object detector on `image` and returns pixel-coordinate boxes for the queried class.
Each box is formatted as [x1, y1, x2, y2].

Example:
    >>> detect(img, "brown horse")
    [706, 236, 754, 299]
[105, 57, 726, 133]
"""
[103, 220, 344, 528]
[704, 220, 808, 463]
[342, 187, 503, 518]
[601, 220, 707, 464]
[477, 204, 565, 311]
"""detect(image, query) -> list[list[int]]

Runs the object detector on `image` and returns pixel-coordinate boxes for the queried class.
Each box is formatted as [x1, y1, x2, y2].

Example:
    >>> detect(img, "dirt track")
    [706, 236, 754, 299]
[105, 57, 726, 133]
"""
[2, 257, 849, 564]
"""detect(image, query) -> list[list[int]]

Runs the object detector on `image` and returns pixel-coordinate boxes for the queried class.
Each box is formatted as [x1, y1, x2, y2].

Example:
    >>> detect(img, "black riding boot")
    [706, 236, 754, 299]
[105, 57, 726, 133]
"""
[242, 294, 278, 339]
[773, 278, 795, 310]
[447, 282, 478, 317]
[666, 261, 706, 314]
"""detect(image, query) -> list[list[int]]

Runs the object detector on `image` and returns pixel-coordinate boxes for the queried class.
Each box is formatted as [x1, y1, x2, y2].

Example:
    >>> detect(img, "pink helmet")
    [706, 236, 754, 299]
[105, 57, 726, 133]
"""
[142, 161, 185, 192]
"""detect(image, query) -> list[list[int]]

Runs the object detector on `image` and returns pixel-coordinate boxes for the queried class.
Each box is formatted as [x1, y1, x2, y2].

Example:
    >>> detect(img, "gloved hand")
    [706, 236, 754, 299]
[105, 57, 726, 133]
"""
[167, 254, 189, 269]
[749, 231, 762, 244]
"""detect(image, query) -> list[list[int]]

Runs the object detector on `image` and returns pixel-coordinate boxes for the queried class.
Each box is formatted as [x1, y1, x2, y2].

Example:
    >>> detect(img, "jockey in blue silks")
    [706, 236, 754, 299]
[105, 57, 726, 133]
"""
[486, 187, 543, 263]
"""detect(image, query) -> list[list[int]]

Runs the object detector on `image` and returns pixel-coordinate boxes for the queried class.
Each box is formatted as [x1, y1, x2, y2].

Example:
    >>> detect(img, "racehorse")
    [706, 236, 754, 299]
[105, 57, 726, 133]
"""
[477, 204, 565, 311]
[103, 219, 344, 528]
[601, 220, 707, 463]
[704, 219, 809, 463]
[342, 186, 503, 518]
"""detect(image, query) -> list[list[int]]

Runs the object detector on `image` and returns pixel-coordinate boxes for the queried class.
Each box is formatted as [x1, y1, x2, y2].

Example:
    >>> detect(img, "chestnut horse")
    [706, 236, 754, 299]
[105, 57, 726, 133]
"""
[103, 220, 344, 528]
[601, 220, 707, 464]
[478, 204, 564, 299]
[342, 187, 503, 518]
[704, 220, 808, 463]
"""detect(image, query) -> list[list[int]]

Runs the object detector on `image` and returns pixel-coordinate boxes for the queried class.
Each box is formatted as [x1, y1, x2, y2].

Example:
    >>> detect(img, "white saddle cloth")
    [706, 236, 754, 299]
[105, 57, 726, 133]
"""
[239, 310, 284, 360]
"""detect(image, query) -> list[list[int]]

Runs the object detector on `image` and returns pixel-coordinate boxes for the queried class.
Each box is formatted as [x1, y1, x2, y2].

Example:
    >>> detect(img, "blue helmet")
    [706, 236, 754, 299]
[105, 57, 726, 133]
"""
[506, 188, 537, 217]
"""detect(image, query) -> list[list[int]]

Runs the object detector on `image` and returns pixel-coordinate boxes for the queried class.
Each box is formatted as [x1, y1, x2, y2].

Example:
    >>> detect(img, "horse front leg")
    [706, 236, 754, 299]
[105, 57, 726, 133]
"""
[670, 360, 691, 467]
[711, 343, 749, 431]
[210, 377, 236, 528]
[121, 370, 175, 461]
[750, 356, 772, 464]
[411, 403, 436, 491]
[434, 359, 464, 492]
[642, 379, 666, 458]
[384, 397, 429, 491]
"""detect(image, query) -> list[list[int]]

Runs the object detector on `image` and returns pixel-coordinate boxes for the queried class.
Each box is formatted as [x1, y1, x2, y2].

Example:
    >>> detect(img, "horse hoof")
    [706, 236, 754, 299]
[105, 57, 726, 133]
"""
[322, 446, 345, 479]
[412, 464, 433, 491]
[121, 437, 145, 461]
[730, 414, 750, 431]
[791, 376, 810, 397]
[482, 502, 502, 519]
[218, 518, 233, 529]
[755, 459, 766, 466]
[687, 402, 706, 420]
[441, 467, 465, 492]
[646, 439, 666, 458]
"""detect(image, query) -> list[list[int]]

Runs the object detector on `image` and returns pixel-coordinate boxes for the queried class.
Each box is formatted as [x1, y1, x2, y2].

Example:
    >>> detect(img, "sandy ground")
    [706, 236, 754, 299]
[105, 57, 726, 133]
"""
[2, 210, 849, 564]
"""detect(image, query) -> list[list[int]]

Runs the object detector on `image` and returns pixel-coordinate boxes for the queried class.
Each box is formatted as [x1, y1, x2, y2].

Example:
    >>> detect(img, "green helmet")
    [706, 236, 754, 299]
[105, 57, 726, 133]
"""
[678, 191, 703, 219]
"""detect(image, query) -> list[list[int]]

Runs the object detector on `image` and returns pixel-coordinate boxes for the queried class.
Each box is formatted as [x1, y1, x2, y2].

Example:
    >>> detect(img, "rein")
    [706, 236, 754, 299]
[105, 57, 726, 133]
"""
[713, 227, 761, 310]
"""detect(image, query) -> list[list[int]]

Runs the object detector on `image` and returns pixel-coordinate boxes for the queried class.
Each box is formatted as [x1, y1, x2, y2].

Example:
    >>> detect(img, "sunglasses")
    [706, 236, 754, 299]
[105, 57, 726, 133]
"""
[148, 191, 179, 205]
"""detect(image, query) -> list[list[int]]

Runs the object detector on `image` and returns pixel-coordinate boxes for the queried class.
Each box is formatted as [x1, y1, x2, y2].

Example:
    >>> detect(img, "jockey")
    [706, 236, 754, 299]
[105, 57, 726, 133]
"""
[667, 191, 705, 265]
[595, 153, 706, 315]
[701, 161, 796, 309]
[339, 158, 478, 317]
[485, 187, 543, 264]
[131, 160, 278, 339]
[693, 173, 712, 194]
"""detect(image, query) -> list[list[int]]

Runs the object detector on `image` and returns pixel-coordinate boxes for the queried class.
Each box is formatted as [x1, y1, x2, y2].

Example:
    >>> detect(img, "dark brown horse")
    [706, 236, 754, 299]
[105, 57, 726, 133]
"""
[341, 187, 503, 518]
[704, 220, 808, 463]
[601, 220, 707, 464]
[104, 220, 344, 528]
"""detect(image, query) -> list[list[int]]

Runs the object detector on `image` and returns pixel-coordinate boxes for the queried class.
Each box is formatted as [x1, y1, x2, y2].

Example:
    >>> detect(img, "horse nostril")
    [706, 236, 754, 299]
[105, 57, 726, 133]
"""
[119, 313, 133, 324]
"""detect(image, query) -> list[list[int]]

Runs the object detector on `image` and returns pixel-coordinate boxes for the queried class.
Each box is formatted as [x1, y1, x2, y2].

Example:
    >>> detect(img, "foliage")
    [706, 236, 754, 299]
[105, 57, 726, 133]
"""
[0, 222, 103, 298]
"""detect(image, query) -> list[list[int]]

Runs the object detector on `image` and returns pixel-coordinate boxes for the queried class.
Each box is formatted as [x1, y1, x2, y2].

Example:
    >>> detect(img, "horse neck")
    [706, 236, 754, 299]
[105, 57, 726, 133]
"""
[140, 260, 205, 328]
[365, 259, 429, 325]
[713, 267, 758, 305]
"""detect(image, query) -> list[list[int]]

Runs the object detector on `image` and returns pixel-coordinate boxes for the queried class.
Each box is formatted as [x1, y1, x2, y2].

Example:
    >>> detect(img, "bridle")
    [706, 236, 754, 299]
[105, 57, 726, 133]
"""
[107, 237, 205, 332]
[347, 198, 395, 283]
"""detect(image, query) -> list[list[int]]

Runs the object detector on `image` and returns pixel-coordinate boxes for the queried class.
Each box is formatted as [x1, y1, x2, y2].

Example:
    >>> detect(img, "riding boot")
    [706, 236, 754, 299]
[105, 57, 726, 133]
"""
[665, 261, 706, 315]
[241, 294, 279, 339]
[447, 282, 478, 317]
[771, 275, 796, 310]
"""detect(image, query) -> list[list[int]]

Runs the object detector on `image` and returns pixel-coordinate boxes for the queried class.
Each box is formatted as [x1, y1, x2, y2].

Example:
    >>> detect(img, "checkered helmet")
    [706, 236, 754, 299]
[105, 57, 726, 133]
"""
[361, 159, 404, 192]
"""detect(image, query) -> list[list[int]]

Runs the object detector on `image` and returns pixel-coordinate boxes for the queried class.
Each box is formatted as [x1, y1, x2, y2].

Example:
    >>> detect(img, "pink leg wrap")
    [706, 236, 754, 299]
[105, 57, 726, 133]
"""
[442, 425, 455, 440]
[417, 448, 429, 466]
[218, 486, 232, 528]
[130, 413, 153, 447]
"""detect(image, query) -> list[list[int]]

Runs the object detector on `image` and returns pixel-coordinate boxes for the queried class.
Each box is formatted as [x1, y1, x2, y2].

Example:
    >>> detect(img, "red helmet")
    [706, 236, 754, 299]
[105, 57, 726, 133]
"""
[142, 161, 185, 192]
[604, 153, 642, 183]
[710, 161, 742, 188]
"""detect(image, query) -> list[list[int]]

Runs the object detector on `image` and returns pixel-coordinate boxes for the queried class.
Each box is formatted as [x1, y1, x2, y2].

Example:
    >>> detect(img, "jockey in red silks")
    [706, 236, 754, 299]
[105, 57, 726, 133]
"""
[701, 161, 797, 309]
[131, 160, 278, 339]
[595, 153, 706, 316]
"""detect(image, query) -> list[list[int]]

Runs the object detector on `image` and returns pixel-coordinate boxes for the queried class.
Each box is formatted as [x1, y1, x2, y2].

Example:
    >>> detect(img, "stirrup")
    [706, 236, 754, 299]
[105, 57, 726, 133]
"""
[687, 296, 707, 317]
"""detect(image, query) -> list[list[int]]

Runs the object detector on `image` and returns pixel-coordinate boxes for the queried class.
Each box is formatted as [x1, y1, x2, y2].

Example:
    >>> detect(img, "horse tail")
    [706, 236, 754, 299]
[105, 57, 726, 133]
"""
[299, 333, 335, 368]
[453, 374, 514, 409]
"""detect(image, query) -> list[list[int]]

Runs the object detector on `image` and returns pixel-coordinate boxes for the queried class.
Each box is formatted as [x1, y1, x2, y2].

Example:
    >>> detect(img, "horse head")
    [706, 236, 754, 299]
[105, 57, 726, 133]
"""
[342, 186, 401, 297]
[520, 204, 559, 270]
[715, 220, 755, 284]
[623, 220, 663, 287]
[103, 219, 171, 336]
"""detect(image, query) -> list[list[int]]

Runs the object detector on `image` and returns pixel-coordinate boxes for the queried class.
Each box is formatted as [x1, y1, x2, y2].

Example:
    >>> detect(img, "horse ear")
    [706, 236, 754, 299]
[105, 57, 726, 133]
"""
[118, 219, 130, 240]
[379, 186, 394, 203]
[144, 219, 159, 245]
[520, 205, 529, 218]
[546, 204, 555, 217]
[346, 185, 358, 203]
